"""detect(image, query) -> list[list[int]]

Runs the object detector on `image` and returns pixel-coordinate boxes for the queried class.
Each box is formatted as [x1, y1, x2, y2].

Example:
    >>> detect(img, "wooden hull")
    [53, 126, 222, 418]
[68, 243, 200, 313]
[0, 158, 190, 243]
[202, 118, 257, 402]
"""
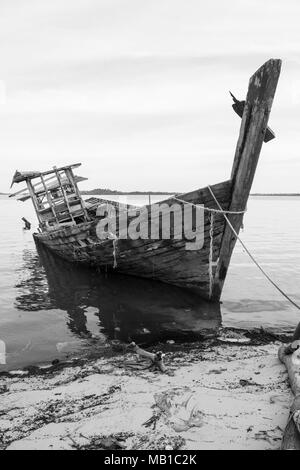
[34, 180, 232, 301]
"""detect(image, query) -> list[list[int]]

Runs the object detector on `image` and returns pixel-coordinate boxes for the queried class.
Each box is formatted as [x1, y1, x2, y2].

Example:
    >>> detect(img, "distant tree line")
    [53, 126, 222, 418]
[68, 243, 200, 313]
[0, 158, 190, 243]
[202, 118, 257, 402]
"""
[251, 193, 300, 196]
[81, 188, 176, 195]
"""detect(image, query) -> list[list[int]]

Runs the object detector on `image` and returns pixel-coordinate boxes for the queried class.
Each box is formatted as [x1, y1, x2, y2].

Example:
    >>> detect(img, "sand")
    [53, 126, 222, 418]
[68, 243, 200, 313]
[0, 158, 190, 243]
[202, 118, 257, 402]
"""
[0, 337, 292, 450]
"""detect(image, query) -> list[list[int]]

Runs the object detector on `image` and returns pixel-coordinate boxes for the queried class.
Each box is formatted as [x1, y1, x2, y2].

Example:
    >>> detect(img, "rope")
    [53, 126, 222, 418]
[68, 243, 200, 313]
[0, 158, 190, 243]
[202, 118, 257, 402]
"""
[173, 196, 246, 215]
[208, 213, 214, 299]
[98, 195, 246, 277]
[98, 192, 300, 311]
[100, 229, 118, 269]
[207, 185, 300, 312]
[112, 238, 118, 269]
[97, 195, 246, 216]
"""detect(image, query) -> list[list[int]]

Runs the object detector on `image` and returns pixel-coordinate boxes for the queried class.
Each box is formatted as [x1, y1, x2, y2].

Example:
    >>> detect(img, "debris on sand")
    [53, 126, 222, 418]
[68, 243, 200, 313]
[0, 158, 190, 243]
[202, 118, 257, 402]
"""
[0, 340, 292, 450]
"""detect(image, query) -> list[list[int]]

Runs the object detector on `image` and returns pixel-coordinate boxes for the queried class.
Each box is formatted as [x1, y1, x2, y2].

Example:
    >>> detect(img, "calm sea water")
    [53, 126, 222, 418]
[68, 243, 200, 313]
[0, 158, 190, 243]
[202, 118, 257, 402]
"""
[0, 194, 299, 370]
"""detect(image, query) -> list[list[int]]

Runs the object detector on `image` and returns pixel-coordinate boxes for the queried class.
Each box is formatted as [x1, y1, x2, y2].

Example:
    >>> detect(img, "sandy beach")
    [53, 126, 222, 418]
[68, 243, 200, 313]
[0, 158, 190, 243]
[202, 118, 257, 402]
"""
[0, 331, 292, 450]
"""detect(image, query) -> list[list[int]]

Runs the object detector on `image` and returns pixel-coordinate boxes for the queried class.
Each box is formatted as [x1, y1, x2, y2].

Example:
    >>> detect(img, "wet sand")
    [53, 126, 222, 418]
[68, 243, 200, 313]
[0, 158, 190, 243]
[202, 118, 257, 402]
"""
[0, 333, 292, 450]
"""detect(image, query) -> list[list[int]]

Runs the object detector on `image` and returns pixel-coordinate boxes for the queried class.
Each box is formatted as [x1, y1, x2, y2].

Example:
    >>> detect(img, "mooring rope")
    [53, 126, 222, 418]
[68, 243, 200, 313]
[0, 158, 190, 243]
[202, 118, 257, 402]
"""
[173, 196, 246, 215]
[98, 192, 300, 312]
[98, 195, 246, 277]
[207, 185, 300, 312]
[98, 197, 246, 216]
[208, 213, 215, 299]
[100, 230, 118, 269]
[112, 238, 118, 269]
[172, 194, 246, 299]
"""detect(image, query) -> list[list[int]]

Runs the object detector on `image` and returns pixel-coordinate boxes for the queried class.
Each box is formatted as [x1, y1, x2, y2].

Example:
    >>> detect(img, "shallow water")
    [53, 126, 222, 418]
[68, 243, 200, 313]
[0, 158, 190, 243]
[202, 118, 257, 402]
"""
[0, 194, 299, 370]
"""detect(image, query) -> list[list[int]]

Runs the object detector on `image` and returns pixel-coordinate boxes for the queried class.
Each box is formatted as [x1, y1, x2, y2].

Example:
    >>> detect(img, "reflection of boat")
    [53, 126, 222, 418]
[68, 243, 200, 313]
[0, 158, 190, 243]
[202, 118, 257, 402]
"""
[15, 245, 222, 343]
[10, 60, 281, 301]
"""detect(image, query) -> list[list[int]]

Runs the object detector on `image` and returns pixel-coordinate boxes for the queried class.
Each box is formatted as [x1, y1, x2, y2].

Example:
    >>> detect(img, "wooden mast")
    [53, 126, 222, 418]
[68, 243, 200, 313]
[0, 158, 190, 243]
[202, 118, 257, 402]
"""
[211, 59, 282, 301]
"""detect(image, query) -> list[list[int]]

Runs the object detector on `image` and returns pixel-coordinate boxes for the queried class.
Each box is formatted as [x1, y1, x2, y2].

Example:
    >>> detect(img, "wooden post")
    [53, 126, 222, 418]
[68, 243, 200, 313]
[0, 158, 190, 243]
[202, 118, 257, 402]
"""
[66, 168, 90, 221]
[26, 180, 43, 226]
[211, 59, 282, 301]
[40, 174, 59, 224]
[54, 167, 75, 223]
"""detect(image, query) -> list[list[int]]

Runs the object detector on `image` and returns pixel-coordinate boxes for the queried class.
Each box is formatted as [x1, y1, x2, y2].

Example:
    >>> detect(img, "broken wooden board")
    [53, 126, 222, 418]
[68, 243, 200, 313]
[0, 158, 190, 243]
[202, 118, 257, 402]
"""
[230, 91, 275, 142]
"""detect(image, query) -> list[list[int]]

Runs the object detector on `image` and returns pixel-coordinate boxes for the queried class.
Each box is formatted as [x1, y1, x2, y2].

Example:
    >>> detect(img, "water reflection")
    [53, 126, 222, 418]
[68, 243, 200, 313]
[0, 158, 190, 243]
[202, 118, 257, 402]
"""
[15, 244, 221, 347]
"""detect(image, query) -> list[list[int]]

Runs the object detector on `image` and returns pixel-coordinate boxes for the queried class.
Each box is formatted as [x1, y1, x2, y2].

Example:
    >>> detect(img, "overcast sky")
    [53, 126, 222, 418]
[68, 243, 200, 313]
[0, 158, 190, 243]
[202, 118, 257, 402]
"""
[1, 0, 300, 192]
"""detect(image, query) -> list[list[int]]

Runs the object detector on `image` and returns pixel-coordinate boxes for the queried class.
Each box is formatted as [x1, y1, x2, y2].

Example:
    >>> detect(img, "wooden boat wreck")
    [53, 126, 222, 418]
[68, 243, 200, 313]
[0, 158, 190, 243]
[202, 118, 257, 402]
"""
[9, 59, 281, 302]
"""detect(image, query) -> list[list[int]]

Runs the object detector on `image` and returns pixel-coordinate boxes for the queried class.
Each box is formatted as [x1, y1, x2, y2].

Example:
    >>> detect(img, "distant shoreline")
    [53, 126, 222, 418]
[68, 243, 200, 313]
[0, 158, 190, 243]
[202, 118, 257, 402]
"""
[251, 193, 300, 196]
[1, 191, 299, 197]
[81, 190, 300, 197]
[81, 190, 175, 196]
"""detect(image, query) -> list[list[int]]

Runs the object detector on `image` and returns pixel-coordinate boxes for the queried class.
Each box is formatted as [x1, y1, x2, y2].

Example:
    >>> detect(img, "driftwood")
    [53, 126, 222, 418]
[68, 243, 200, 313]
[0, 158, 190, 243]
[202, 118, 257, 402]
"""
[279, 323, 300, 450]
[127, 342, 166, 373]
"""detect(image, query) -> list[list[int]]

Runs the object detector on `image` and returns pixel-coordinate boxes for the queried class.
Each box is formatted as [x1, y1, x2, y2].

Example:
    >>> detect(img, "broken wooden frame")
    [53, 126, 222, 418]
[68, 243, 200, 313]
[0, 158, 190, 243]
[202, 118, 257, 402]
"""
[10, 163, 89, 230]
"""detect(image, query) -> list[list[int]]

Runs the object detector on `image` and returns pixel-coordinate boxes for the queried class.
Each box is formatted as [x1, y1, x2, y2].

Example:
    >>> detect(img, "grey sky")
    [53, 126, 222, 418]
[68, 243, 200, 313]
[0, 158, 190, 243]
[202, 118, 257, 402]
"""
[1, 0, 300, 192]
